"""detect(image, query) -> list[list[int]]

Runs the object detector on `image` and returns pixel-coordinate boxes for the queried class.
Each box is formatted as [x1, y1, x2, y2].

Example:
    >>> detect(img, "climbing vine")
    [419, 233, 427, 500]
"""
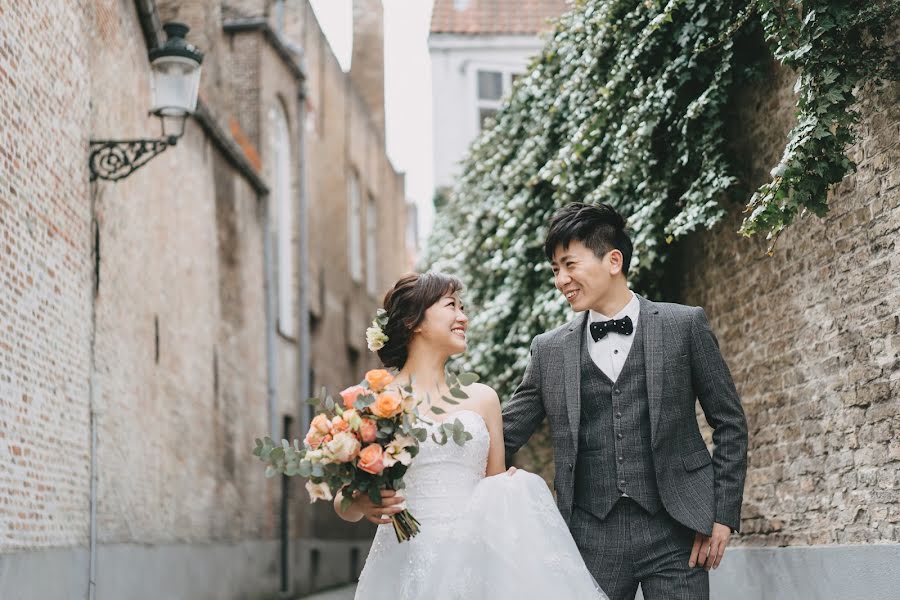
[425, 0, 898, 400]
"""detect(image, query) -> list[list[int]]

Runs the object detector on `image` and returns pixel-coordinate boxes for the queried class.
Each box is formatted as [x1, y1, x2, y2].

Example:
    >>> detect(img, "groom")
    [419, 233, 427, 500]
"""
[502, 203, 748, 600]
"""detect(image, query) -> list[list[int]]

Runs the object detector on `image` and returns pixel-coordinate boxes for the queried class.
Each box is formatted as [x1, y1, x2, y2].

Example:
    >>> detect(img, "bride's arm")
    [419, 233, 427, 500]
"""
[472, 384, 511, 477]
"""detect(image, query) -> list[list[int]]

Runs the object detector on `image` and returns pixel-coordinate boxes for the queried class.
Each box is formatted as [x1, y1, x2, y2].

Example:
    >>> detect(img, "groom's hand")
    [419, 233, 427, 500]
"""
[689, 523, 731, 570]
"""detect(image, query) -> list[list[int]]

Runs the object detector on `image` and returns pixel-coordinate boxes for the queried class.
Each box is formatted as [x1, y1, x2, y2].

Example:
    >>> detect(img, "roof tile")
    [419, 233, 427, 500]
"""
[430, 0, 570, 35]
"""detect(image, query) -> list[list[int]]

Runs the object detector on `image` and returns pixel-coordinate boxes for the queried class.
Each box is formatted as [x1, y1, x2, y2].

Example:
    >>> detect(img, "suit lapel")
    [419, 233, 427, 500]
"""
[563, 313, 587, 451]
[639, 295, 664, 448]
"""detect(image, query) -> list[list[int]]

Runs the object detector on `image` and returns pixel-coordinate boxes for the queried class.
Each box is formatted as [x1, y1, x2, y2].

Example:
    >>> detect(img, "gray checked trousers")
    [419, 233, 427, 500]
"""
[570, 498, 709, 600]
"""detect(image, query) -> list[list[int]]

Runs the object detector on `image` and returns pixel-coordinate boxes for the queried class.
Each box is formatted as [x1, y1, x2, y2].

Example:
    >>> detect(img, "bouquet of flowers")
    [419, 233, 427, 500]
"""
[253, 361, 478, 542]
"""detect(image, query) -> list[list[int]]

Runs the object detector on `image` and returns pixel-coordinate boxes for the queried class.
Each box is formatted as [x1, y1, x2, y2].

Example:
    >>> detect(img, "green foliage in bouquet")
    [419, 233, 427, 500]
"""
[252, 369, 480, 542]
[425, 0, 897, 402]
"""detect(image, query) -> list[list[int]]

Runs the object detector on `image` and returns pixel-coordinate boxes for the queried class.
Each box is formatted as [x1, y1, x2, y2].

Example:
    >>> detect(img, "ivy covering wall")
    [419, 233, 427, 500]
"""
[425, 0, 898, 400]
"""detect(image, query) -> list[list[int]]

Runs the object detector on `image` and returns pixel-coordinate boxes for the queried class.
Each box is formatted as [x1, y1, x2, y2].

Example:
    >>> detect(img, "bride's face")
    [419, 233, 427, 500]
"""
[415, 292, 468, 356]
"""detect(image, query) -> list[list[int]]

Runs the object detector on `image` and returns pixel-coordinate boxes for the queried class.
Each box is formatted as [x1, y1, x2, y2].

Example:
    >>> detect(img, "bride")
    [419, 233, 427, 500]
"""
[335, 272, 608, 599]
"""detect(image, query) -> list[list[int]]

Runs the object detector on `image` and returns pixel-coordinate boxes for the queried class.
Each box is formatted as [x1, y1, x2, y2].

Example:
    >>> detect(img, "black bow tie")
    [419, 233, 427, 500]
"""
[589, 316, 633, 342]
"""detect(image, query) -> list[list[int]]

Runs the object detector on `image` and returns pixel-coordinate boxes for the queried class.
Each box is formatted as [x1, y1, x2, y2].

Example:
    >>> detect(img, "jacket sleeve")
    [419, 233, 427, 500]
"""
[690, 307, 749, 532]
[502, 336, 547, 466]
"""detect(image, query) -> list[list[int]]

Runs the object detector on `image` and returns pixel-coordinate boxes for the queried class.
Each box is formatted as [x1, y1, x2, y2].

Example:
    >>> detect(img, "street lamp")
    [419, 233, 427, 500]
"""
[89, 22, 204, 182]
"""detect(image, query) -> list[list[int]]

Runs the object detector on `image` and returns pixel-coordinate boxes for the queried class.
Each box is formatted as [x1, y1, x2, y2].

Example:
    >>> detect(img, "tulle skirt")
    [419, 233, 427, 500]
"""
[355, 470, 608, 599]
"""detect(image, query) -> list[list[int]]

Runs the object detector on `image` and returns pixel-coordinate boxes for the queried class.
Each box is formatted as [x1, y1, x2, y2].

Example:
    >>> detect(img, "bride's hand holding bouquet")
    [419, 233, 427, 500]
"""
[253, 311, 478, 542]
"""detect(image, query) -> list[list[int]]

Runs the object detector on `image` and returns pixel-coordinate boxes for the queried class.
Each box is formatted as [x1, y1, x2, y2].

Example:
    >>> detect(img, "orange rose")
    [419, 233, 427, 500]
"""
[305, 413, 332, 449]
[359, 418, 377, 443]
[340, 385, 366, 409]
[365, 369, 394, 392]
[310, 414, 331, 434]
[370, 391, 403, 419]
[305, 430, 324, 450]
[330, 415, 350, 435]
[357, 443, 385, 475]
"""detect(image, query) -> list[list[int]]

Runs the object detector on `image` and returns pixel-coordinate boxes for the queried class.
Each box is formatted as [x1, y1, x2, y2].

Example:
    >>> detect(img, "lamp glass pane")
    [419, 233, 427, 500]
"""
[150, 56, 201, 115]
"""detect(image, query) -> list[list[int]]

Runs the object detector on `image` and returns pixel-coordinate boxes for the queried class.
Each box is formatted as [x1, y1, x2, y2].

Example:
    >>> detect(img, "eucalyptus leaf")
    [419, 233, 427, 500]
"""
[449, 387, 468, 399]
[457, 372, 479, 386]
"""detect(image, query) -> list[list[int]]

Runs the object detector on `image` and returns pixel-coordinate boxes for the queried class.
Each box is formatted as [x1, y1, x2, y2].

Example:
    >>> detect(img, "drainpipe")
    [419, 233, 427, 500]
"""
[296, 83, 311, 433]
[87, 183, 100, 600]
[262, 192, 279, 440]
[294, 75, 312, 597]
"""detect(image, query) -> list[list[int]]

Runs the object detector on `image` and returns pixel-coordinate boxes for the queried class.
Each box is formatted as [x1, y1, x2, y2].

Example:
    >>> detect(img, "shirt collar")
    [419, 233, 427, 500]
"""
[588, 291, 640, 324]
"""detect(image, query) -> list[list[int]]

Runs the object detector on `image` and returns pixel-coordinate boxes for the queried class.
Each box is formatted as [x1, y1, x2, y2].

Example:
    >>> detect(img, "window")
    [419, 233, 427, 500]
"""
[475, 69, 522, 131]
[348, 172, 362, 282]
[270, 102, 295, 338]
[366, 194, 377, 297]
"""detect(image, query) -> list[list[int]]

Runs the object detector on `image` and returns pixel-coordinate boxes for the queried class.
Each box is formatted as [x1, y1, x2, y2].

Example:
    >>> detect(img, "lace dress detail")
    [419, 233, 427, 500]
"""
[355, 410, 608, 600]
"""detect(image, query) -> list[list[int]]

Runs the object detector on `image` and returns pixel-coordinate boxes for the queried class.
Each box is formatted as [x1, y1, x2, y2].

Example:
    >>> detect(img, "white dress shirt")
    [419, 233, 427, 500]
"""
[585, 292, 641, 382]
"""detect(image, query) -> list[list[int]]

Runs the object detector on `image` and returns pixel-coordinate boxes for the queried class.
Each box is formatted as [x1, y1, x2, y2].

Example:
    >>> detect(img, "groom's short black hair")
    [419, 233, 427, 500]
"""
[544, 202, 633, 276]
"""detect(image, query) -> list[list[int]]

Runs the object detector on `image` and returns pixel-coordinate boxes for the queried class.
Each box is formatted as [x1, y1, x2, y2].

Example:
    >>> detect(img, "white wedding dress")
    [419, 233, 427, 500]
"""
[355, 410, 608, 599]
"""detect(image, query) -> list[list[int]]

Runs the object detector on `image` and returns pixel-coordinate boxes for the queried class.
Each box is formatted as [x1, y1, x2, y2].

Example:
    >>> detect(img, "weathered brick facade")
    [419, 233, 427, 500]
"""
[679, 64, 899, 547]
[0, 0, 93, 552]
[1, 0, 407, 596]
[512, 64, 899, 555]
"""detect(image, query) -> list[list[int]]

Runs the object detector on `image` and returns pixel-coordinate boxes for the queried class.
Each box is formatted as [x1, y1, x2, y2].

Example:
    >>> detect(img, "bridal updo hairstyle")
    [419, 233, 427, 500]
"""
[543, 202, 634, 276]
[377, 272, 464, 369]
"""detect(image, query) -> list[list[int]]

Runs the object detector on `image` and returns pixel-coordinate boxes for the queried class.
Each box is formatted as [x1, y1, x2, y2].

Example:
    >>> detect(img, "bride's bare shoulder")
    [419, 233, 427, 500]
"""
[463, 383, 501, 422]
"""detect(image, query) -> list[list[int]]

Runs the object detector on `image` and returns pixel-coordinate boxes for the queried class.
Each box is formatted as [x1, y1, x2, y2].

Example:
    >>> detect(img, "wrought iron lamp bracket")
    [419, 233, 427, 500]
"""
[88, 135, 181, 182]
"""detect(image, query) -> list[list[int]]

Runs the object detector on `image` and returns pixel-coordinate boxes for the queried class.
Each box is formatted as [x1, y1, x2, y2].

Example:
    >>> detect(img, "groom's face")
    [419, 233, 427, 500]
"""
[551, 240, 614, 313]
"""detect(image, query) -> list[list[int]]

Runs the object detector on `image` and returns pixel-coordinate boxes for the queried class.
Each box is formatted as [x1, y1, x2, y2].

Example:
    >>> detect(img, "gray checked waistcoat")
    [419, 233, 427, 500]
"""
[503, 296, 749, 537]
[575, 318, 662, 520]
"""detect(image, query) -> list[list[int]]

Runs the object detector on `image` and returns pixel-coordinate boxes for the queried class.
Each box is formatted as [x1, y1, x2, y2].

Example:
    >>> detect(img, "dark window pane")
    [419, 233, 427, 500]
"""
[477, 70, 503, 101]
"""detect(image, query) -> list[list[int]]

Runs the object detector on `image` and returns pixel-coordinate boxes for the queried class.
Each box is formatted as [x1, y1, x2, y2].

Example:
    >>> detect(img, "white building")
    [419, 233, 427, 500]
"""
[429, 0, 569, 195]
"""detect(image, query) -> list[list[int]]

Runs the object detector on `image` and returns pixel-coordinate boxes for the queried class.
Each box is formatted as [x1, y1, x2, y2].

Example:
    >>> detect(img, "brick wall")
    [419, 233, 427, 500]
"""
[2, 0, 409, 562]
[678, 64, 899, 546]
[0, 0, 93, 551]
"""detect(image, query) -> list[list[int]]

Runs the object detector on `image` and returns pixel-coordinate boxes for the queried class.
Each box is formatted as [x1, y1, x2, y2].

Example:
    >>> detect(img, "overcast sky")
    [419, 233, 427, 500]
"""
[309, 0, 437, 239]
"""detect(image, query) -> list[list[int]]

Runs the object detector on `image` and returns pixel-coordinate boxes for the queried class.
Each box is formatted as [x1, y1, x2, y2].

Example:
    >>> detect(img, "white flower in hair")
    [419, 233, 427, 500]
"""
[366, 308, 389, 352]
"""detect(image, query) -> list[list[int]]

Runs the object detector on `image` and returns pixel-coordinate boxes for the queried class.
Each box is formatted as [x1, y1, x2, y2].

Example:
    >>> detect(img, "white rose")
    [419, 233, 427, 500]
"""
[305, 480, 333, 503]
[324, 431, 361, 463]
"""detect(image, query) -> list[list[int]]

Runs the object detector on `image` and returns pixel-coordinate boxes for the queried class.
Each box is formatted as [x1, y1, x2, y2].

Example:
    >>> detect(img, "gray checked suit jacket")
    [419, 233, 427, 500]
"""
[502, 295, 748, 536]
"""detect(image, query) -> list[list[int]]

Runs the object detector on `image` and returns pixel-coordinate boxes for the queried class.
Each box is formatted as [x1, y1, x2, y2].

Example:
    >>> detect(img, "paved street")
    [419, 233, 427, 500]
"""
[299, 584, 357, 600]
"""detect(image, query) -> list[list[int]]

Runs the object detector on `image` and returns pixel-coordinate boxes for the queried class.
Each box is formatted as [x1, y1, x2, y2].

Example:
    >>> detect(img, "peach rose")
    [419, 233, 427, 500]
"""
[305, 413, 333, 449]
[371, 391, 403, 419]
[340, 385, 367, 409]
[359, 418, 377, 443]
[330, 415, 350, 435]
[324, 431, 361, 463]
[357, 443, 385, 475]
[365, 369, 394, 392]
[310, 414, 331, 434]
